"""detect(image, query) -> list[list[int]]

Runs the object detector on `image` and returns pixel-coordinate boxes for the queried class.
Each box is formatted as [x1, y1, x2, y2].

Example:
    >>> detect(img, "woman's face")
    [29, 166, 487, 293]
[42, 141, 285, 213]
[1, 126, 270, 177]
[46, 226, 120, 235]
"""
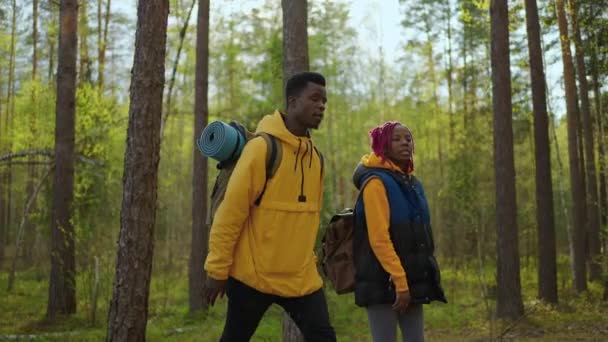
[386, 125, 413, 165]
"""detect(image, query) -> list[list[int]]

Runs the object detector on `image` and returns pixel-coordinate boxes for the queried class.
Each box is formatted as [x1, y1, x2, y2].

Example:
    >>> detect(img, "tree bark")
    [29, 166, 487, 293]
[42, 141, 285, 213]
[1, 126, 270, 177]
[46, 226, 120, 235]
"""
[568, 0, 602, 282]
[555, 0, 587, 293]
[189, 0, 209, 313]
[282, 0, 309, 86]
[281, 0, 308, 339]
[47, 0, 78, 318]
[524, 0, 558, 304]
[106, 1, 169, 340]
[490, 0, 524, 319]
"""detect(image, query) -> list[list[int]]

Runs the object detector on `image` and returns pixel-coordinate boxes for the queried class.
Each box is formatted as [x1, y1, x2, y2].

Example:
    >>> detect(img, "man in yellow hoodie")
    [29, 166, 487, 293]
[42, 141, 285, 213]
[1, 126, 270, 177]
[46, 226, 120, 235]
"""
[204, 72, 336, 341]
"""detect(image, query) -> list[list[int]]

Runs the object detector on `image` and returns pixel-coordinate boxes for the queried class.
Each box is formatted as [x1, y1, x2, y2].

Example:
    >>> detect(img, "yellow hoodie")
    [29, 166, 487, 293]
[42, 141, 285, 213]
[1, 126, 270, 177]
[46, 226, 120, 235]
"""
[359, 153, 409, 292]
[204, 111, 324, 297]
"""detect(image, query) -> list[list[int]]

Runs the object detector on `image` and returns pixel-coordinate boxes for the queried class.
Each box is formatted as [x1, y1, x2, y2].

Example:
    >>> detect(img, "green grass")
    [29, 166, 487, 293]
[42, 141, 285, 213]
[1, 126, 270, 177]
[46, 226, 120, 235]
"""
[1, 262, 607, 341]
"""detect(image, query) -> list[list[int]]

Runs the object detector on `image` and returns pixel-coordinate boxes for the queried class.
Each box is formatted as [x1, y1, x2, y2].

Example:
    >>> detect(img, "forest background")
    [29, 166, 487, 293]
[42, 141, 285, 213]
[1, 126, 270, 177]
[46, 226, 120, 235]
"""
[0, 0, 607, 341]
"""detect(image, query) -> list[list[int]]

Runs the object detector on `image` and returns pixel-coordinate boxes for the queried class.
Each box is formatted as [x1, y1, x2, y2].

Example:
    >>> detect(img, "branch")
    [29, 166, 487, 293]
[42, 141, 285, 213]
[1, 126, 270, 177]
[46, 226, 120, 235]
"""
[0, 161, 53, 167]
[0, 149, 53, 161]
[159, 0, 197, 142]
[0, 149, 106, 167]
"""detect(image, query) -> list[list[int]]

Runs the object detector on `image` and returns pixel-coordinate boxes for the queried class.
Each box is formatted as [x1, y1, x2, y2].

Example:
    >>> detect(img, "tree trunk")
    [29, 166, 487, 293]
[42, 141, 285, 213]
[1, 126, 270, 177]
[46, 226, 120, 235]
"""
[189, 0, 209, 313]
[24, 0, 41, 266]
[2, 0, 18, 257]
[7, 0, 16, 119]
[569, 0, 601, 282]
[445, 0, 455, 143]
[48, 25, 56, 83]
[106, 1, 169, 340]
[0, 35, 4, 270]
[47, 0, 78, 318]
[282, 0, 309, 88]
[555, 0, 587, 293]
[281, 0, 308, 339]
[590, 36, 607, 233]
[97, 0, 111, 89]
[79, 0, 91, 84]
[33, 0, 39, 80]
[490, 0, 524, 319]
[524, 0, 558, 304]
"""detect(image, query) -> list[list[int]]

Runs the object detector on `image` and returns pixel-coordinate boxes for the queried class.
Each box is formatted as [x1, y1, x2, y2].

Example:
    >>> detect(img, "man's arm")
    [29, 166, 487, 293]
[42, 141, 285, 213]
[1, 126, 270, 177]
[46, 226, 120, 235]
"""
[204, 137, 267, 280]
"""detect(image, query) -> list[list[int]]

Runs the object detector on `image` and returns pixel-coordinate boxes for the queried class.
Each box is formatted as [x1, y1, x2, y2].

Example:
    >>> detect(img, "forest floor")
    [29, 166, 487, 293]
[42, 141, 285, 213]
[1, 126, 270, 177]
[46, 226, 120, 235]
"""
[1, 263, 607, 341]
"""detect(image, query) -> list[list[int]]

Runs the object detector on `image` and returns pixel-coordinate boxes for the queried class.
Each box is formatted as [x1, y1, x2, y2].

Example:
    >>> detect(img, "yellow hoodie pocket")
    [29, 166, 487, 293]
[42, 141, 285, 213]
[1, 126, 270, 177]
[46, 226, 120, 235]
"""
[251, 208, 319, 277]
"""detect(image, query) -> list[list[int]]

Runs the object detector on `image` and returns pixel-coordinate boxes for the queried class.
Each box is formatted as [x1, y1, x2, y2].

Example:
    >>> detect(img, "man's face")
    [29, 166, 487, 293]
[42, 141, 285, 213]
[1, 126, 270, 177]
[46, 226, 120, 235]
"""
[386, 125, 413, 165]
[289, 82, 327, 130]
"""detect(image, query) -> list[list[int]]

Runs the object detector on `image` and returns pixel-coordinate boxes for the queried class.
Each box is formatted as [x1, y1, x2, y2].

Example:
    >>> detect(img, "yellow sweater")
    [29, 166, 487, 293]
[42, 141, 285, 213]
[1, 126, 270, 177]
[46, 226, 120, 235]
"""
[204, 111, 324, 297]
[360, 153, 409, 292]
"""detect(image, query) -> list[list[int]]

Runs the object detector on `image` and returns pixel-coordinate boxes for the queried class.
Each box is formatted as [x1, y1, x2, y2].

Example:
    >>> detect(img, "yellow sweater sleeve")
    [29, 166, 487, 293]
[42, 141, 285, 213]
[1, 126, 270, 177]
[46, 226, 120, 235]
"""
[204, 138, 267, 280]
[362, 178, 409, 292]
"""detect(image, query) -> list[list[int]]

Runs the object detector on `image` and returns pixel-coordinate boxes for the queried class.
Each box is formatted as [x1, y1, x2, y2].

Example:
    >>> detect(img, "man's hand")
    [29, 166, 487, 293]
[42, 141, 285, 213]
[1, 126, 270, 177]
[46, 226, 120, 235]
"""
[392, 290, 411, 314]
[204, 277, 227, 306]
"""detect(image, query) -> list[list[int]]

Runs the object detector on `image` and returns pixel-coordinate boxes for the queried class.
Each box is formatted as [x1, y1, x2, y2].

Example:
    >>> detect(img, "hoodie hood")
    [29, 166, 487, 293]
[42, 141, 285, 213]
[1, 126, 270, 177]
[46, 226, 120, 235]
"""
[353, 153, 405, 190]
[256, 110, 311, 148]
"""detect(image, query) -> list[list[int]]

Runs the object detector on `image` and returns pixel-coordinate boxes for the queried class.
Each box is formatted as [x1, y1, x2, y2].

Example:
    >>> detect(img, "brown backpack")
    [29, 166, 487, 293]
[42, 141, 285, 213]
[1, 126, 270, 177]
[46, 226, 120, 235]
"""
[320, 208, 356, 295]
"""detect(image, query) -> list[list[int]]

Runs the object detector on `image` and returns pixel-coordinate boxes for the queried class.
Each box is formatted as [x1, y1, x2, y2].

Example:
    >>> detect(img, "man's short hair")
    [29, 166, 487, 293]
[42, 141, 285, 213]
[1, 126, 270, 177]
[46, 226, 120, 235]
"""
[285, 72, 326, 104]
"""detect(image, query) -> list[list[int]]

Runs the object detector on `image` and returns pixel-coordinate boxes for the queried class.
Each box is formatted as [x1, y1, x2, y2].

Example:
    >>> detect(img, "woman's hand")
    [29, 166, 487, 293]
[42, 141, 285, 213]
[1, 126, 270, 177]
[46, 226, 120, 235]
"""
[392, 289, 411, 314]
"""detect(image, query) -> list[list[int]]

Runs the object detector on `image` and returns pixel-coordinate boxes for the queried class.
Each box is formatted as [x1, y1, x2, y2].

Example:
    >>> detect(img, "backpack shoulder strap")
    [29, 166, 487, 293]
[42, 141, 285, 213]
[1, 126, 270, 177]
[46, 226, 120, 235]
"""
[254, 133, 282, 206]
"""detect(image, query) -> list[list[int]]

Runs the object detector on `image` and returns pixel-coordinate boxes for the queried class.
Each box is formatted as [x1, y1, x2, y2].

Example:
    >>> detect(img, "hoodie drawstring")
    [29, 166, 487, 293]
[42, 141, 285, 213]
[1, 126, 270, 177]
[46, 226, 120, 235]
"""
[298, 140, 309, 202]
[308, 140, 313, 168]
[294, 139, 302, 172]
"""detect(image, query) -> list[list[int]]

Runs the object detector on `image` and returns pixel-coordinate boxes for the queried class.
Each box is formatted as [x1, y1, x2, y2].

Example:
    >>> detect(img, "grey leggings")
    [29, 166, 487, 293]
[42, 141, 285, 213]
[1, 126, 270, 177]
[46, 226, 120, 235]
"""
[366, 304, 424, 342]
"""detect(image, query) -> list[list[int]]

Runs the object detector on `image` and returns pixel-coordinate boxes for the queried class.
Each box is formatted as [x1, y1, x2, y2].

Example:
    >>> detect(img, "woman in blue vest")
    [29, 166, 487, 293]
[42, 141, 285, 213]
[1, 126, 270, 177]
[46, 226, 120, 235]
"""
[352, 121, 446, 342]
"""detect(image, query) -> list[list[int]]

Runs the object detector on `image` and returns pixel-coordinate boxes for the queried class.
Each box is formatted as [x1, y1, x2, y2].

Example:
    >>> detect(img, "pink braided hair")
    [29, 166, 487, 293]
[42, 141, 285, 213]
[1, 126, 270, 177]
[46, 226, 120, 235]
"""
[368, 121, 414, 174]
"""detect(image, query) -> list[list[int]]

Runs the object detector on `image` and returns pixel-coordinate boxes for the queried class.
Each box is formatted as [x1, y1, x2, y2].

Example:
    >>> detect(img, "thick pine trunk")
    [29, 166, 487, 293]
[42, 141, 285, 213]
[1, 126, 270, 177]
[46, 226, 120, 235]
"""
[524, 0, 557, 303]
[105, 1, 169, 340]
[47, 0, 78, 318]
[490, 0, 524, 319]
[556, 0, 587, 293]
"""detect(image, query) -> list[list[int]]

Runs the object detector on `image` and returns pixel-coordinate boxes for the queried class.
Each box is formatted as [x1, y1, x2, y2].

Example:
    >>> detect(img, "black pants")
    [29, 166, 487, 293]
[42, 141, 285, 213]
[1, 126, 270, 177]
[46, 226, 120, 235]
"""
[220, 277, 336, 342]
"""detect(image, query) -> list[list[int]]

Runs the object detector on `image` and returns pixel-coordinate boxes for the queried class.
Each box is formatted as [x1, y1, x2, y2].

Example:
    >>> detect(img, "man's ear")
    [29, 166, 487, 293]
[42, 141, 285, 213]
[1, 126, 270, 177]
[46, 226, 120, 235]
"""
[287, 95, 296, 109]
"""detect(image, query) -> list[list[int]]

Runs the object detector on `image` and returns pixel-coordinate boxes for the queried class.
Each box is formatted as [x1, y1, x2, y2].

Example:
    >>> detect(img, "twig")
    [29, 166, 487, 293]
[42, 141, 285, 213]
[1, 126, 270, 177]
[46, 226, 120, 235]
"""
[159, 0, 197, 141]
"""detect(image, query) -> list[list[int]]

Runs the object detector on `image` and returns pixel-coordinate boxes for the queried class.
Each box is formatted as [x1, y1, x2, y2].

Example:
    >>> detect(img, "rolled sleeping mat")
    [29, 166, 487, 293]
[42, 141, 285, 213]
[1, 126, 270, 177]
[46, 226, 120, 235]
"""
[197, 121, 246, 162]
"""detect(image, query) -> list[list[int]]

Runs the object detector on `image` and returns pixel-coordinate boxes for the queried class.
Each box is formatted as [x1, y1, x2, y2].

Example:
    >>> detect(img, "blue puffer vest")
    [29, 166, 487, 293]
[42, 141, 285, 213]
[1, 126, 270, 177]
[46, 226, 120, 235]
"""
[352, 165, 447, 307]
